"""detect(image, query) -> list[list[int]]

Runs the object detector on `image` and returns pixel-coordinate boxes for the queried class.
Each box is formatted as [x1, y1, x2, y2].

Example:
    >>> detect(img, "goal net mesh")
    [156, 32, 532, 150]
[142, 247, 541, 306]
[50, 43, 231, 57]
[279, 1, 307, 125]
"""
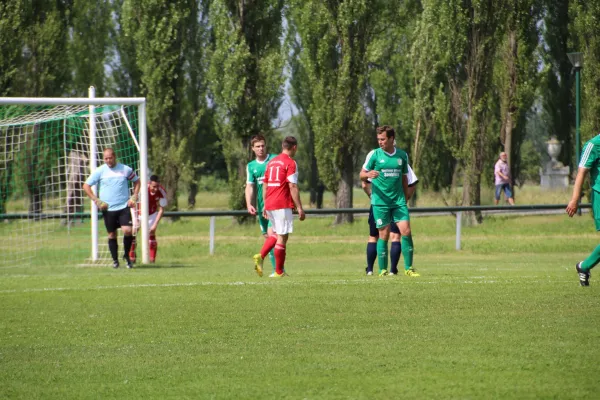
[0, 104, 140, 267]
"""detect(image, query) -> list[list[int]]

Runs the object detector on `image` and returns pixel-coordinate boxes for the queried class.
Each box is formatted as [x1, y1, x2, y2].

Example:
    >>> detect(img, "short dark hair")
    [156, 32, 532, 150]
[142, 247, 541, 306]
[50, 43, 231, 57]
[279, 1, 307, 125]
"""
[376, 125, 395, 139]
[282, 136, 298, 150]
[250, 134, 266, 147]
[150, 175, 159, 183]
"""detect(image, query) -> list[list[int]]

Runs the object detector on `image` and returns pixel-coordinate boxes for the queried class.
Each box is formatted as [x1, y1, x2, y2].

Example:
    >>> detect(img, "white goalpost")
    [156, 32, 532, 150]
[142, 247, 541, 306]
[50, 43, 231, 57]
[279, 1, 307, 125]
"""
[0, 88, 149, 266]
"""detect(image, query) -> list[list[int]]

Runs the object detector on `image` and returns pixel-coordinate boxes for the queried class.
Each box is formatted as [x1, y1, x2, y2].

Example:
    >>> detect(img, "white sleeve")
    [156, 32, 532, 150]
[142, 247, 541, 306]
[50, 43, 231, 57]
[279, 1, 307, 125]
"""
[362, 150, 376, 171]
[406, 164, 418, 186]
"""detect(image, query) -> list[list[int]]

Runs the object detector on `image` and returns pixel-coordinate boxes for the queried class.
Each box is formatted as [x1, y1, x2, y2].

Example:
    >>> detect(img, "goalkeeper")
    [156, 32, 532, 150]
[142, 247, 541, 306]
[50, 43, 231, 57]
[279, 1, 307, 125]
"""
[83, 148, 140, 268]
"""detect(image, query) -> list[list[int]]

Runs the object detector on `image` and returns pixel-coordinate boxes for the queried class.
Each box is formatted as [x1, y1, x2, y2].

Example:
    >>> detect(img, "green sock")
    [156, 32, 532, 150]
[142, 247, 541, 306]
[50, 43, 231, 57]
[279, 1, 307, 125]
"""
[376, 239, 388, 272]
[401, 235, 414, 270]
[581, 244, 600, 271]
[268, 249, 276, 273]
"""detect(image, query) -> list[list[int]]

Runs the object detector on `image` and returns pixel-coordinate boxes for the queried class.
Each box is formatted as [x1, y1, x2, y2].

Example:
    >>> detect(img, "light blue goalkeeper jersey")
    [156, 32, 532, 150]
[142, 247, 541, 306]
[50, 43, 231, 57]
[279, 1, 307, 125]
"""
[85, 163, 139, 211]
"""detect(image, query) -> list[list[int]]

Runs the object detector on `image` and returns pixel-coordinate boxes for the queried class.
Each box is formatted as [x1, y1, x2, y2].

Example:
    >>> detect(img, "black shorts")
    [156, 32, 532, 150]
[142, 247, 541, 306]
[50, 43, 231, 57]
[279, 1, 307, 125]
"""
[103, 207, 133, 233]
[368, 205, 399, 237]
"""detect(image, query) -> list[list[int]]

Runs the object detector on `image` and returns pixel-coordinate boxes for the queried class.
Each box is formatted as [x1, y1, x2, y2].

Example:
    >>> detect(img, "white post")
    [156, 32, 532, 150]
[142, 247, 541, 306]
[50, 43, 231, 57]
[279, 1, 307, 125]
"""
[456, 211, 462, 251]
[89, 86, 98, 261]
[209, 216, 215, 255]
[139, 102, 149, 264]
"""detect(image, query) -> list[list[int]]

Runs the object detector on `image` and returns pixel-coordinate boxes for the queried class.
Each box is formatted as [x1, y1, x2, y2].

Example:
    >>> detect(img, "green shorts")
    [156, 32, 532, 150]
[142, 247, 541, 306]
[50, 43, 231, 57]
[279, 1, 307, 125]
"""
[372, 204, 410, 229]
[592, 190, 600, 231]
[258, 214, 272, 235]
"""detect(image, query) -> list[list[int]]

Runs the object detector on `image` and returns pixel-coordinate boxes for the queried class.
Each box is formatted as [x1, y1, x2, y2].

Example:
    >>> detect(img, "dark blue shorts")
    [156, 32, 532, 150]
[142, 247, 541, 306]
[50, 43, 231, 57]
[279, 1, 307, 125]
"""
[495, 184, 513, 200]
[368, 205, 399, 237]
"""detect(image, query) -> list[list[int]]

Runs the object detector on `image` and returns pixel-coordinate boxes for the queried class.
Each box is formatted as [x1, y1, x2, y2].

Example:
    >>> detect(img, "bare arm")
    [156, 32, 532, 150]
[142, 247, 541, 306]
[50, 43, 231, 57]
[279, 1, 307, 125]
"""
[406, 184, 417, 200]
[245, 184, 256, 215]
[361, 181, 372, 198]
[289, 182, 305, 221]
[402, 175, 409, 199]
[150, 206, 164, 233]
[360, 169, 379, 181]
[566, 167, 588, 217]
[262, 183, 268, 219]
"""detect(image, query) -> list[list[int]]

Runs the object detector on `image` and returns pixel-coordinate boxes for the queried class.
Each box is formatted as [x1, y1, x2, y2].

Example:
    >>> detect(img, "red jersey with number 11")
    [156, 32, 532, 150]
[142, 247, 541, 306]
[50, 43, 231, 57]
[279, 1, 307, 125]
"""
[263, 153, 299, 210]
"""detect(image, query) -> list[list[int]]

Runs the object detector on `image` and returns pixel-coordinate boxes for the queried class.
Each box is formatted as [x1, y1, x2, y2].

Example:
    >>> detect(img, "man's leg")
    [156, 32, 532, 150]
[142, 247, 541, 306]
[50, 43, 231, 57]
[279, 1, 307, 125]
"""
[505, 185, 515, 205]
[262, 219, 276, 274]
[149, 232, 158, 263]
[366, 206, 378, 275]
[373, 206, 392, 275]
[129, 209, 138, 262]
[389, 232, 401, 275]
[103, 211, 120, 268]
[397, 214, 419, 277]
[119, 208, 134, 268]
[274, 234, 289, 276]
[270, 209, 293, 277]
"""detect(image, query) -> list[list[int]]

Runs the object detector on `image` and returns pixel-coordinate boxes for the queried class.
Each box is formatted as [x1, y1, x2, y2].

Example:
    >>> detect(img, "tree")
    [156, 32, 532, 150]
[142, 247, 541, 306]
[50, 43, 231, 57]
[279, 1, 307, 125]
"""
[288, 0, 381, 223]
[428, 0, 507, 223]
[68, 0, 112, 96]
[122, 0, 208, 211]
[208, 0, 286, 213]
[496, 0, 541, 189]
[570, 0, 600, 144]
[540, 0, 573, 169]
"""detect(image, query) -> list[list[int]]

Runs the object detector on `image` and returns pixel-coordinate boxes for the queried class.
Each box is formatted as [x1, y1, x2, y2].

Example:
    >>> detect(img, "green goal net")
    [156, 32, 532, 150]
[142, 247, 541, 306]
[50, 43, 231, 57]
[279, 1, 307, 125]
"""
[0, 100, 146, 267]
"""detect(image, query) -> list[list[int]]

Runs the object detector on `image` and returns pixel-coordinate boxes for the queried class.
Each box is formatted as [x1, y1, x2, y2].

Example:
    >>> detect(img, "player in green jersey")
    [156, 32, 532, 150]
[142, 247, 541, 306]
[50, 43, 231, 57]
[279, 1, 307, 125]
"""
[245, 134, 277, 276]
[360, 125, 419, 277]
[566, 134, 600, 286]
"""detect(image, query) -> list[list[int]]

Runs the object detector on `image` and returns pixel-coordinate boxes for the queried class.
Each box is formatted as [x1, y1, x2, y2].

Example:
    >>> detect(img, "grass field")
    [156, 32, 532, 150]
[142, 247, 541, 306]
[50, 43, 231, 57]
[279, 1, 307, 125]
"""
[1, 209, 600, 399]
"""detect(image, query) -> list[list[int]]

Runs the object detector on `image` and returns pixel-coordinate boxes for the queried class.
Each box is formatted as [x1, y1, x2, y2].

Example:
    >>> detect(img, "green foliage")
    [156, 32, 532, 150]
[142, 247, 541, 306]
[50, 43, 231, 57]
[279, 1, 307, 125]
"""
[0, 1, 25, 96]
[570, 0, 600, 143]
[68, 0, 112, 96]
[208, 0, 285, 212]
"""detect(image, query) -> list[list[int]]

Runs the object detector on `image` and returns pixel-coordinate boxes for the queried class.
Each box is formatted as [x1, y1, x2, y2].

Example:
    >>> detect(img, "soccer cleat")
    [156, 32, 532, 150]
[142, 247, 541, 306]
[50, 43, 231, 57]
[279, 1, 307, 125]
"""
[112, 260, 119, 269]
[388, 271, 396, 276]
[404, 267, 420, 277]
[253, 254, 264, 277]
[366, 271, 373, 276]
[270, 272, 286, 278]
[576, 262, 590, 287]
[124, 256, 134, 269]
[379, 269, 388, 277]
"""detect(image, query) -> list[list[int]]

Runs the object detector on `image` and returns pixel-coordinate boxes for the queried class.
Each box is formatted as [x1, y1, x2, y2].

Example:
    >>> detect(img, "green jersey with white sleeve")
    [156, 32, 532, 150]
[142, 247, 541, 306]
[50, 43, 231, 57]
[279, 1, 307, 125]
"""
[246, 154, 276, 213]
[363, 147, 409, 207]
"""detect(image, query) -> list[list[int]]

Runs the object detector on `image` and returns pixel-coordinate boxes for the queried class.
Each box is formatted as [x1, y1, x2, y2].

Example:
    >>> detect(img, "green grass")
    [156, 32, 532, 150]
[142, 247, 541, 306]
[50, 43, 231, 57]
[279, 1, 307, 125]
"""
[1, 212, 600, 399]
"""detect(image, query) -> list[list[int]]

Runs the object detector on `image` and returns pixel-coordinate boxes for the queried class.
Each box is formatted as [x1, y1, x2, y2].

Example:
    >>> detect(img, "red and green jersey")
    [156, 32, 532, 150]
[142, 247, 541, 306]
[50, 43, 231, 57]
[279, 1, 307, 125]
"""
[362, 147, 409, 207]
[246, 154, 276, 212]
[580, 134, 600, 193]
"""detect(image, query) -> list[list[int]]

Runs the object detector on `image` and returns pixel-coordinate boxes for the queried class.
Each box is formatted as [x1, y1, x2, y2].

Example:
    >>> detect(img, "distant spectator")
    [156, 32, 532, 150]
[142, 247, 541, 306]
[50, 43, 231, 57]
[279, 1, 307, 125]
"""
[494, 152, 514, 205]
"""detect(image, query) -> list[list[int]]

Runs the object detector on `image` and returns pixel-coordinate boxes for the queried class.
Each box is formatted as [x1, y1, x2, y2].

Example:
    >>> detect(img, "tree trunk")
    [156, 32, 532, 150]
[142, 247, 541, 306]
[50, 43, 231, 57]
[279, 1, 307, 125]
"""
[188, 182, 198, 209]
[334, 150, 354, 224]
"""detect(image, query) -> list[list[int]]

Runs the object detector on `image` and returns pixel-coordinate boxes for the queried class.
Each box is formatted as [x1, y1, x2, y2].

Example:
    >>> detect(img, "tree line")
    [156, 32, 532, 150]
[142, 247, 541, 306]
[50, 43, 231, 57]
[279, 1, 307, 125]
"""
[1, 0, 598, 224]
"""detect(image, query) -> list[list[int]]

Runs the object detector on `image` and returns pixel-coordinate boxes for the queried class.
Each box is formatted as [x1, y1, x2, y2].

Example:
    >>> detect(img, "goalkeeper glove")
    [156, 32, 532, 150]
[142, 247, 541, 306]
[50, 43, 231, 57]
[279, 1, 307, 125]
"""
[129, 194, 138, 204]
[95, 199, 108, 210]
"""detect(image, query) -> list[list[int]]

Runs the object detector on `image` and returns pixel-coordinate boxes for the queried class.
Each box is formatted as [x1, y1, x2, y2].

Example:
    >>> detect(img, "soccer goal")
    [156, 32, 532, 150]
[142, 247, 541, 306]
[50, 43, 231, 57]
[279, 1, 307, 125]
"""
[0, 87, 149, 267]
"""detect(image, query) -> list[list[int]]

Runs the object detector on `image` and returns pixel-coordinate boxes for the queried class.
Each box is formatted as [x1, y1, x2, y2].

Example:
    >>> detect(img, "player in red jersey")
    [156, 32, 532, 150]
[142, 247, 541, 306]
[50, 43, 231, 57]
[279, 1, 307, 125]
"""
[253, 136, 306, 277]
[129, 175, 167, 263]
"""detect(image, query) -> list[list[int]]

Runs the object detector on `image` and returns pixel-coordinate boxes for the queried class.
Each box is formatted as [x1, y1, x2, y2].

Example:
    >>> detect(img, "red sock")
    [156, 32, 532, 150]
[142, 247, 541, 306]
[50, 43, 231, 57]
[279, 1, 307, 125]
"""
[129, 238, 137, 261]
[274, 243, 286, 275]
[260, 235, 277, 259]
[149, 234, 157, 262]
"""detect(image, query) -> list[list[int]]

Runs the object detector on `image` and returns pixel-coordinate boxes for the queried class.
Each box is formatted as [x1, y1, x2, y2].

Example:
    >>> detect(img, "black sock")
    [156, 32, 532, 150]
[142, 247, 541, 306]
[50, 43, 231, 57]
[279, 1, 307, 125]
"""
[390, 241, 402, 273]
[124, 235, 134, 259]
[366, 242, 377, 271]
[108, 238, 118, 262]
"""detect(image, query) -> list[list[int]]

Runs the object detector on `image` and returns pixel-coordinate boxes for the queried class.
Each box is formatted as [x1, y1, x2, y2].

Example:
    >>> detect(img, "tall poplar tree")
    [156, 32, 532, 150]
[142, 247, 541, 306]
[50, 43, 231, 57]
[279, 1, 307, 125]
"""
[122, 0, 208, 210]
[208, 0, 285, 212]
[288, 0, 380, 223]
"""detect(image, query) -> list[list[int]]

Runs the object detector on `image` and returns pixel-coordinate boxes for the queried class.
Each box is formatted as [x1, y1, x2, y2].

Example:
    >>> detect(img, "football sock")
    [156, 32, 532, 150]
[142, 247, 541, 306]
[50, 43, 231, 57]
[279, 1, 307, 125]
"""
[401, 235, 414, 270]
[390, 241, 401, 272]
[274, 243, 286, 275]
[581, 244, 600, 271]
[376, 239, 388, 272]
[124, 235, 134, 259]
[149, 234, 157, 262]
[260, 235, 277, 259]
[108, 238, 118, 261]
[129, 237, 137, 259]
[268, 249, 276, 272]
[366, 242, 377, 271]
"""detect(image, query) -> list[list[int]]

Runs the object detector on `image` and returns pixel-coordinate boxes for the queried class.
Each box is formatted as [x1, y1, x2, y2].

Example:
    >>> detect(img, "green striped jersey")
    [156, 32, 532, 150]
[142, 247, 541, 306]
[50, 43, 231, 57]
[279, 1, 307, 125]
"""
[580, 135, 600, 193]
[363, 147, 409, 207]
